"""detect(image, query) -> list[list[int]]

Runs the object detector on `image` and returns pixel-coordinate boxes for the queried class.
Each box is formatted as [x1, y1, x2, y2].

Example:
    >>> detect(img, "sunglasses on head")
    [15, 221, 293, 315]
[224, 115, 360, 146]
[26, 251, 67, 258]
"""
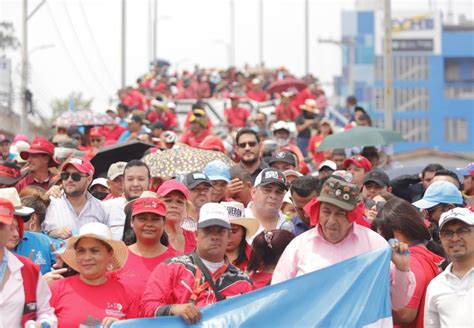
[364, 199, 386, 212]
[237, 141, 258, 148]
[60, 172, 88, 182]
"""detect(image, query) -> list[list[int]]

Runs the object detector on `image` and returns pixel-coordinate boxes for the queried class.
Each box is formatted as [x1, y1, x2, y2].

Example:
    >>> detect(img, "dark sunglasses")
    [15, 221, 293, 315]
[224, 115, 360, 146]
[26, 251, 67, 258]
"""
[364, 199, 386, 212]
[60, 172, 88, 182]
[237, 141, 258, 148]
[90, 138, 103, 143]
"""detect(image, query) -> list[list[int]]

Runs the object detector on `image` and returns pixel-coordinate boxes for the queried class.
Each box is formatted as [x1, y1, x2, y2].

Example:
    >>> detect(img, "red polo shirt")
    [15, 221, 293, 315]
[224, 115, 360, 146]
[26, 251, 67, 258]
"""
[15, 173, 54, 193]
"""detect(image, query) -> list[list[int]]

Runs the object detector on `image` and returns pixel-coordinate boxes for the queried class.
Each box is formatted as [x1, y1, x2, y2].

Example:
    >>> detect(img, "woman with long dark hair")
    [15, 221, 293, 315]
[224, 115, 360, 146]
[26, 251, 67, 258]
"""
[377, 197, 445, 328]
[115, 194, 176, 298]
[247, 229, 295, 289]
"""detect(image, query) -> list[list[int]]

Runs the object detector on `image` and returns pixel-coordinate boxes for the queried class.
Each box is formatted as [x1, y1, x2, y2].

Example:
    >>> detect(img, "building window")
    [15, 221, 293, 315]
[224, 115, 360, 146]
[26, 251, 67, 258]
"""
[445, 118, 468, 142]
[374, 56, 428, 81]
[373, 88, 429, 112]
[445, 60, 460, 81]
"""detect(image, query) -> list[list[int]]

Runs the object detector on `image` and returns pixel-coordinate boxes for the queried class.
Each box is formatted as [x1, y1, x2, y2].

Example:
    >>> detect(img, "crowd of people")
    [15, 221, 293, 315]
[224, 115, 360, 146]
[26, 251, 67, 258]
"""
[0, 64, 473, 327]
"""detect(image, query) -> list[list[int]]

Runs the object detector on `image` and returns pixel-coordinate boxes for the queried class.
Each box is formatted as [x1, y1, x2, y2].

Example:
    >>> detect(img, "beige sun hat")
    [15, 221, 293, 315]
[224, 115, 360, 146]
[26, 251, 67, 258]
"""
[0, 187, 34, 216]
[221, 201, 260, 239]
[62, 222, 128, 272]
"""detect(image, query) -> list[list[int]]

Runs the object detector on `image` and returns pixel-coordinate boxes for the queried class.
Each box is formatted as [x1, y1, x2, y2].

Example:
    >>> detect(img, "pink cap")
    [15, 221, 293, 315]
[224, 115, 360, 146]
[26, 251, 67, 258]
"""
[156, 179, 189, 199]
[62, 157, 95, 176]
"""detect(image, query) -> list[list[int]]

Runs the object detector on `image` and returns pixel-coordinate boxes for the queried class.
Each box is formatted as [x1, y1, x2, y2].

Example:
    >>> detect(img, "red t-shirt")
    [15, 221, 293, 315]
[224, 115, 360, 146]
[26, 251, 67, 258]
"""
[224, 107, 250, 128]
[49, 275, 138, 328]
[246, 90, 268, 102]
[147, 111, 177, 130]
[249, 271, 273, 290]
[99, 125, 126, 141]
[114, 247, 177, 297]
[169, 229, 197, 254]
[180, 129, 211, 148]
[275, 104, 298, 122]
[395, 245, 443, 328]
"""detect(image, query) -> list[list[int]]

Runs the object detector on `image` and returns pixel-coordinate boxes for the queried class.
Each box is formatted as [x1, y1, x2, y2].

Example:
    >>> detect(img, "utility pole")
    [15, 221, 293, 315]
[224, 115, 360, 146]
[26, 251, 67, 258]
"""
[21, 0, 45, 134]
[383, 0, 394, 130]
[259, 0, 264, 66]
[21, 0, 28, 134]
[121, 0, 126, 88]
[304, 0, 309, 75]
[152, 0, 157, 62]
[229, 0, 235, 67]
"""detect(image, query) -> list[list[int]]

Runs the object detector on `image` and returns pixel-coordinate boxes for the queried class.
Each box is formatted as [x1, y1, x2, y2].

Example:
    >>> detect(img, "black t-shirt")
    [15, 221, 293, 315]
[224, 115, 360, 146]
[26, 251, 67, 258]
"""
[295, 112, 317, 138]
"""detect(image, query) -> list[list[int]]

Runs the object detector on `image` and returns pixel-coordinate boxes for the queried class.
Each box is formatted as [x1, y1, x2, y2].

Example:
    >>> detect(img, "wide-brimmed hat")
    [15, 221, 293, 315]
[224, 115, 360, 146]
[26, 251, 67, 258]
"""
[0, 187, 34, 216]
[20, 137, 59, 167]
[0, 161, 26, 186]
[299, 99, 319, 113]
[62, 222, 128, 272]
[221, 201, 259, 239]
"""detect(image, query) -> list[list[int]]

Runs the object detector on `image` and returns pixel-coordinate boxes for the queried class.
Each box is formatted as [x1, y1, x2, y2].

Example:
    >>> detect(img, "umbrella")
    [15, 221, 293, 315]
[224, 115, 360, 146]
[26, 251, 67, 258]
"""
[143, 146, 235, 178]
[90, 140, 155, 178]
[317, 126, 405, 151]
[54, 110, 115, 127]
[266, 78, 307, 94]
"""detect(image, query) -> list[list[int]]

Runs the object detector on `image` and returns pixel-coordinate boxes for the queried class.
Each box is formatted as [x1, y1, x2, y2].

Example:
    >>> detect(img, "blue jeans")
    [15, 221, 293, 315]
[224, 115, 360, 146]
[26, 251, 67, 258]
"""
[296, 136, 309, 157]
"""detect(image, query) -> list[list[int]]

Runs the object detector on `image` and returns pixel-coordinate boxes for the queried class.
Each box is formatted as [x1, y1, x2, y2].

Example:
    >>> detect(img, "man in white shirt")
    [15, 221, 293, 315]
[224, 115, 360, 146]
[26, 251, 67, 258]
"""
[43, 157, 109, 239]
[424, 208, 474, 327]
[245, 168, 293, 243]
[102, 159, 151, 240]
[0, 197, 57, 327]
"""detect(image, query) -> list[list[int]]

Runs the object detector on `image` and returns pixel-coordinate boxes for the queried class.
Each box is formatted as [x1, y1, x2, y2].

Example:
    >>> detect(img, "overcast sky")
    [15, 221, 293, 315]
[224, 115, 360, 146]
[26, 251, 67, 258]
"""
[1, 0, 472, 118]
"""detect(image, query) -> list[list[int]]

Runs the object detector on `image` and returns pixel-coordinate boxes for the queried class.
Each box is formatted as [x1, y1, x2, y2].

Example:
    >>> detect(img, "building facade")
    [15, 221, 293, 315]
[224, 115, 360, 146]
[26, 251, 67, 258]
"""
[336, 9, 474, 153]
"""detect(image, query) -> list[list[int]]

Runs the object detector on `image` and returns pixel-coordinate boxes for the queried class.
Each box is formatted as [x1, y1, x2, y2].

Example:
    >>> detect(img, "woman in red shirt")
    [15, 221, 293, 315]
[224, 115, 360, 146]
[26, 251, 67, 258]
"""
[377, 198, 445, 328]
[222, 201, 259, 271]
[157, 180, 197, 254]
[308, 118, 334, 167]
[247, 229, 295, 289]
[49, 222, 137, 328]
[115, 195, 177, 298]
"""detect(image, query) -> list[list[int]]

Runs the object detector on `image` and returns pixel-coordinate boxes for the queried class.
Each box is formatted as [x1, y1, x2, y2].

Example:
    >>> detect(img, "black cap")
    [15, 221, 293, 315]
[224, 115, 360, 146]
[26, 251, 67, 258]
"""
[254, 168, 288, 190]
[364, 169, 390, 187]
[268, 150, 296, 167]
[184, 172, 212, 190]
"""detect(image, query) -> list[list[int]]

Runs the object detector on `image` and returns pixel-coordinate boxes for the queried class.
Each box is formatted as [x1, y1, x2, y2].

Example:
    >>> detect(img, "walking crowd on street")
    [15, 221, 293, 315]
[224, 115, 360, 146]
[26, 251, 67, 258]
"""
[0, 63, 473, 327]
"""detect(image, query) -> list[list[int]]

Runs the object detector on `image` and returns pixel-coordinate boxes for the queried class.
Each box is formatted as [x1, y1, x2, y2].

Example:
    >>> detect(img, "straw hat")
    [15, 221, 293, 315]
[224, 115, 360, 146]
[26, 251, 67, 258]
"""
[221, 201, 260, 239]
[0, 187, 34, 216]
[299, 99, 319, 114]
[62, 222, 128, 272]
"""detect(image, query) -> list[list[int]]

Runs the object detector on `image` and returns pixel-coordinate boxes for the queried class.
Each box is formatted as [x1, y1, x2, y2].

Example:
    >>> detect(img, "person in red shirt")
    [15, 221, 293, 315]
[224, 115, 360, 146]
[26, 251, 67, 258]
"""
[246, 78, 269, 102]
[139, 203, 253, 324]
[275, 91, 299, 122]
[308, 118, 334, 166]
[224, 95, 250, 129]
[85, 128, 106, 160]
[247, 229, 295, 290]
[180, 110, 211, 148]
[376, 198, 445, 328]
[222, 201, 259, 271]
[15, 138, 59, 193]
[49, 222, 137, 328]
[99, 121, 126, 142]
[157, 180, 197, 254]
[146, 99, 177, 131]
[115, 195, 177, 298]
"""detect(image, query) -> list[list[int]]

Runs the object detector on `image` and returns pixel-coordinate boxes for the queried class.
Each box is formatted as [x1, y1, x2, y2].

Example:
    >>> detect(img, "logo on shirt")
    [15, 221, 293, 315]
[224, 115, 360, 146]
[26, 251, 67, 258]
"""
[105, 302, 125, 318]
[34, 251, 47, 266]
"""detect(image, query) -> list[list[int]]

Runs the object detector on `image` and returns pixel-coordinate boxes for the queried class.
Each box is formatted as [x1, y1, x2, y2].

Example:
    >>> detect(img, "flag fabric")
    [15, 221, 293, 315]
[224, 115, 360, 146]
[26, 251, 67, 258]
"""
[113, 246, 393, 328]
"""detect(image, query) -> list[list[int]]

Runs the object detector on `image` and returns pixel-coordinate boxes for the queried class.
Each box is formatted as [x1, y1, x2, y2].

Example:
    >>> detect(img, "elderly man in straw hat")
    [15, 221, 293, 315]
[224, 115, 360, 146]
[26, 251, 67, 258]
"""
[49, 222, 136, 327]
[140, 203, 253, 324]
[272, 177, 416, 310]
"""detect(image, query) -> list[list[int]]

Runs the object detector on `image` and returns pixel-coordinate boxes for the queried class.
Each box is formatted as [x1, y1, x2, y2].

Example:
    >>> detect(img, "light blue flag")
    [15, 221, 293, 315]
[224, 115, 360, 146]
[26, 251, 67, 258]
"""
[113, 246, 393, 328]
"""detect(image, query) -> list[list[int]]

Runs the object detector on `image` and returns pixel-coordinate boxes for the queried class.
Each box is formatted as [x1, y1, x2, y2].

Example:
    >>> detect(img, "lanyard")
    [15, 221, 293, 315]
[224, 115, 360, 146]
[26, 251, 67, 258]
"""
[190, 262, 229, 302]
[0, 249, 8, 284]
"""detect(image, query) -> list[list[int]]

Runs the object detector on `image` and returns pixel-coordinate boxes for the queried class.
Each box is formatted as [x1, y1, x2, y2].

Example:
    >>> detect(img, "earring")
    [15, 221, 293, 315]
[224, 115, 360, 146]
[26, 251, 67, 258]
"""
[107, 264, 113, 271]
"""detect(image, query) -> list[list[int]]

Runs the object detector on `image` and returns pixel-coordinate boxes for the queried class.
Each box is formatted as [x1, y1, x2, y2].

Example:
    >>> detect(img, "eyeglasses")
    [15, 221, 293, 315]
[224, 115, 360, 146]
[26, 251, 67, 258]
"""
[237, 141, 258, 148]
[60, 172, 88, 182]
[364, 199, 386, 212]
[90, 138, 103, 143]
[439, 227, 472, 239]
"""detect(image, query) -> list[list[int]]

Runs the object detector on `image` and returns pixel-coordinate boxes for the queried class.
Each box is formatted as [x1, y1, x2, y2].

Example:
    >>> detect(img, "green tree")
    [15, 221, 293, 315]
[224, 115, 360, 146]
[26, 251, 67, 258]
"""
[0, 22, 20, 53]
[51, 92, 93, 118]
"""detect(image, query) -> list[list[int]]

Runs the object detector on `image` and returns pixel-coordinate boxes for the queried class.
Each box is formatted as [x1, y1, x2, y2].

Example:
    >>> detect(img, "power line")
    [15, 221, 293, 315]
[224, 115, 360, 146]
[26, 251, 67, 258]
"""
[60, 1, 111, 95]
[45, 1, 96, 96]
[77, 1, 118, 90]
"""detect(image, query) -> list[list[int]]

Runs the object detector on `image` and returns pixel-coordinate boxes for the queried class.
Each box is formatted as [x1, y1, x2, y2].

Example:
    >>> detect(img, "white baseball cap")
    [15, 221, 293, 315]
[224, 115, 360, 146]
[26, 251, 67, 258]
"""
[318, 160, 337, 171]
[198, 203, 231, 229]
[439, 208, 474, 230]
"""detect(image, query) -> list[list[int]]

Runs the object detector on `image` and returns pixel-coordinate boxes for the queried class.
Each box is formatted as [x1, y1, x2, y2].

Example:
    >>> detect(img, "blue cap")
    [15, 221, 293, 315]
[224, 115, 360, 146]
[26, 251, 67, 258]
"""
[455, 162, 474, 177]
[412, 181, 463, 209]
[204, 160, 230, 183]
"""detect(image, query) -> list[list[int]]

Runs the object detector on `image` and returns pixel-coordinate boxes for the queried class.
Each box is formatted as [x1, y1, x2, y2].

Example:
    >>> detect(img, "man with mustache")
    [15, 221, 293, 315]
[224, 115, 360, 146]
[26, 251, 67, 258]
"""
[140, 203, 252, 324]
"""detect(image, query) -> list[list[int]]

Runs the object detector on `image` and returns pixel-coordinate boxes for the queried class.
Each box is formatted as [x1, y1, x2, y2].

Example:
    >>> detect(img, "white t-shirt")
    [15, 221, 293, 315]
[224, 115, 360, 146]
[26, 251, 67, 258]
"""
[101, 197, 127, 240]
[424, 264, 474, 327]
[245, 202, 286, 244]
[200, 257, 225, 273]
